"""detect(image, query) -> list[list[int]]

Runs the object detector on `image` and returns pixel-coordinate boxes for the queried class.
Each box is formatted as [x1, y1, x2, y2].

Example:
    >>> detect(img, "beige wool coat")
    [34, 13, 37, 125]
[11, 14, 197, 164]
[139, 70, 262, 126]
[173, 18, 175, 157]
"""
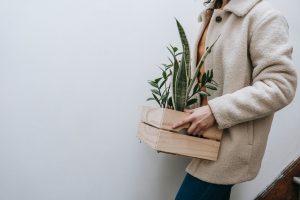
[185, 0, 298, 184]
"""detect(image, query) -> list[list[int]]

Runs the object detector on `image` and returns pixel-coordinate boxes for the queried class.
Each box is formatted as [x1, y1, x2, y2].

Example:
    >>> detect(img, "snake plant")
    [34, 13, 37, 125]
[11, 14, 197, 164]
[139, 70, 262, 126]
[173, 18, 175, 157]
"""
[147, 19, 219, 111]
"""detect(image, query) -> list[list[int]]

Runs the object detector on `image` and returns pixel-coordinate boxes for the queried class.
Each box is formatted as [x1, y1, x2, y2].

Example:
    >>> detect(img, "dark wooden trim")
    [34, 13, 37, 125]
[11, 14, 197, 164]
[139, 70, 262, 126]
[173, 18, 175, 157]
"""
[255, 156, 300, 200]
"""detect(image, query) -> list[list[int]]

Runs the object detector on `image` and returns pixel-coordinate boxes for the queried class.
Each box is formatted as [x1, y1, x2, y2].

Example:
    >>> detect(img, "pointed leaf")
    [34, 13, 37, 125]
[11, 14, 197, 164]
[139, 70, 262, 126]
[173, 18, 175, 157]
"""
[159, 79, 167, 89]
[154, 77, 162, 83]
[148, 80, 158, 88]
[163, 71, 167, 79]
[211, 79, 218, 86]
[174, 50, 188, 111]
[175, 52, 183, 56]
[167, 46, 175, 57]
[162, 64, 168, 68]
[188, 84, 199, 100]
[146, 97, 155, 101]
[151, 89, 160, 96]
[161, 93, 168, 103]
[207, 70, 210, 81]
[205, 84, 217, 90]
[193, 83, 200, 95]
[207, 69, 213, 82]
[168, 57, 173, 65]
[167, 96, 173, 108]
[199, 91, 211, 97]
[152, 93, 161, 106]
[175, 19, 191, 82]
[173, 47, 178, 53]
[186, 35, 220, 97]
[201, 72, 207, 86]
[210, 69, 214, 81]
[171, 52, 180, 110]
[158, 66, 164, 71]
[187, 98, 198, 106]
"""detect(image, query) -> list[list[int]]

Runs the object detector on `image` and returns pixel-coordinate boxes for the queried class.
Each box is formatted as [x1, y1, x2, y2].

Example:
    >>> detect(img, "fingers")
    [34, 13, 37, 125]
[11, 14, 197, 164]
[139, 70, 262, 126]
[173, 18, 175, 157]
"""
[187, 122, 198, 135]
[194, 126, 205, 137]
[172, 116, 193, 129]
[172, 109, 195, 129]
[187, 121, 206, 137]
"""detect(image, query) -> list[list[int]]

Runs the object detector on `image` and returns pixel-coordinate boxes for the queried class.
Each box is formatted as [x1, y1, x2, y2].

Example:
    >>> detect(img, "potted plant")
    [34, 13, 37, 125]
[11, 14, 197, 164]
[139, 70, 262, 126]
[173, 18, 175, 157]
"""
[137, 19, 223, 161]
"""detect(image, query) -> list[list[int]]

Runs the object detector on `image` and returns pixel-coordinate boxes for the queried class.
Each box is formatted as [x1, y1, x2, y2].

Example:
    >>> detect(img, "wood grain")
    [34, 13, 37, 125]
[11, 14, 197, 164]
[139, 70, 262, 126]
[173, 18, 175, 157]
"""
[137, 122, 220, 161]
[255, 156, 300, 200]
[140, 106, 223, 141]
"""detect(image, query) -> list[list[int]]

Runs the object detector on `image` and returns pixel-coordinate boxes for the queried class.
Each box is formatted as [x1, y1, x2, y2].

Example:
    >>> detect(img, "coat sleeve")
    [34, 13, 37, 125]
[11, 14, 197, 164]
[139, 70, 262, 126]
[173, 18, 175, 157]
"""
[207, 11, 298, 129]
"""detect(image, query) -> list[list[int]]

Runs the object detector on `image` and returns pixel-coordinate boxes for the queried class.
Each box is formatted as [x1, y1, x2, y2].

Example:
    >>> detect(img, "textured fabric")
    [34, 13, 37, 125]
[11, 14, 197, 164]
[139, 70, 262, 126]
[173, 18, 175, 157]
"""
[185, 0, 298, 184]
[175, 173, 234, 200]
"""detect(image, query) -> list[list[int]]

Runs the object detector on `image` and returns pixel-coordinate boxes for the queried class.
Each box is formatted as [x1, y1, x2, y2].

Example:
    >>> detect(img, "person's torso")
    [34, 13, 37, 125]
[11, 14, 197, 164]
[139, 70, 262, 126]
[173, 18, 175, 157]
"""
[186, 0, 280, 184]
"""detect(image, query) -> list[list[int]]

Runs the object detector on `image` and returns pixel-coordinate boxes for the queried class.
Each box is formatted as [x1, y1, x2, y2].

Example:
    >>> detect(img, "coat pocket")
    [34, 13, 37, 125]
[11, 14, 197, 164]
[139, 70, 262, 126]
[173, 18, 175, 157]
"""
[247, 121, 254, 145]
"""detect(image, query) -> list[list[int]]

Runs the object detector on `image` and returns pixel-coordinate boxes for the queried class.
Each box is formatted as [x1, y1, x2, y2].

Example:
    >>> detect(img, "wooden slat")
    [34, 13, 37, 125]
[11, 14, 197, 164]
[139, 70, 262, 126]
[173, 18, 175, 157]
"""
[140, 106, 223, 141]
[137, 122, 159, 149]
[155, 128, 220, 161]
[137, 122, 220, 161]
[202, 126, 223, 141]
[140, 106, 190, 131]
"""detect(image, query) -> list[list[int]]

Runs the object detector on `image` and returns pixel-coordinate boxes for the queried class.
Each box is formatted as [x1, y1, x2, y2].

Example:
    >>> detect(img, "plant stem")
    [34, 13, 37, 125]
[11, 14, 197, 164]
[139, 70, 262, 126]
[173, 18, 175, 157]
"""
[186, 35, 220, 100]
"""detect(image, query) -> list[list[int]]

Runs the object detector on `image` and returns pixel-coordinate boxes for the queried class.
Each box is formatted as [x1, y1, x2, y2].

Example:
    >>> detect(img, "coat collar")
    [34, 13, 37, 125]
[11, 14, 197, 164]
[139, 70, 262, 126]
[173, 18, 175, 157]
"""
[198, 0, 262, 22]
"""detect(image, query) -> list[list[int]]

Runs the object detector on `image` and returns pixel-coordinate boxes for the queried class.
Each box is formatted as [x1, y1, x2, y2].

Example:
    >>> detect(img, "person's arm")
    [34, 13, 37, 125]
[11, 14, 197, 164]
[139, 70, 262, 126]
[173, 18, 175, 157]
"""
[208, 11, 298, 130]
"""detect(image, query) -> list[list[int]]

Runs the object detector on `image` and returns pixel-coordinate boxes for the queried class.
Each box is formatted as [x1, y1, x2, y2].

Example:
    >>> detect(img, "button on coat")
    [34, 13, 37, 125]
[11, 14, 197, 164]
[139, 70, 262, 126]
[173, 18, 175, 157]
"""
[215, 16, 222, 22]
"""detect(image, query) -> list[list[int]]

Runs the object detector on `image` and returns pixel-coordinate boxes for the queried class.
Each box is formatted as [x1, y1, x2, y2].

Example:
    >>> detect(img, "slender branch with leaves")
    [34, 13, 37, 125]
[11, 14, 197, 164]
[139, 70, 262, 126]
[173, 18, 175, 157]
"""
[146, 19, 220, 111]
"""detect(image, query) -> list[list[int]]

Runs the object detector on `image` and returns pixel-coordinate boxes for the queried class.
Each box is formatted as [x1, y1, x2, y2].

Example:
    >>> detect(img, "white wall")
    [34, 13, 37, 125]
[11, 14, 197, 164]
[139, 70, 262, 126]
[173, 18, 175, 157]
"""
[0, 0, 298, 200]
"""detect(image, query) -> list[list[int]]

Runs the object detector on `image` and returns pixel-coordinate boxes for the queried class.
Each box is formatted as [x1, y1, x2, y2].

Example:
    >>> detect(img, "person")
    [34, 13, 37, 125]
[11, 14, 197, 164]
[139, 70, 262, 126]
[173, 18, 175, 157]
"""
[172, 0, 298, 199]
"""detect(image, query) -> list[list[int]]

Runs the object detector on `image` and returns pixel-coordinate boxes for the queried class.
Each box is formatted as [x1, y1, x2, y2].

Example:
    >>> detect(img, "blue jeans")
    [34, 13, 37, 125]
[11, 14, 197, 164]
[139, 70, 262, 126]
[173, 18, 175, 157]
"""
[175, 173, 234, 200]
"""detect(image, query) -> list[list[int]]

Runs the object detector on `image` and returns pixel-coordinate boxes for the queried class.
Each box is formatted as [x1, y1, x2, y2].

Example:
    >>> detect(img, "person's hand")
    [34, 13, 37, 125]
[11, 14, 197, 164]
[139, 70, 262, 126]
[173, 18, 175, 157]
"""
[172, 105, 216, 136]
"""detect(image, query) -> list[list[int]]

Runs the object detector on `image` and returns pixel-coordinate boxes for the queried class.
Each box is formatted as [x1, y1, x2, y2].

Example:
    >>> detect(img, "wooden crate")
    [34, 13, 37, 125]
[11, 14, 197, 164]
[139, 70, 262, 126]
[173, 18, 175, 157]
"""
[137, 106, 223, 161]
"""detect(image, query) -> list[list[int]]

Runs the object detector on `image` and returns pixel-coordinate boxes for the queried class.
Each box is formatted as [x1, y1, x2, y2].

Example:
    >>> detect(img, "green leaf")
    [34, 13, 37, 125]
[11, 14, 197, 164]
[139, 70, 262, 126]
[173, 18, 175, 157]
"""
[152, 93, 161, 106]
[161, 93, 168, 103]
[151, 89, 160, 96]
[207, 69, 213, 82]
[148, 80, 158, 88]
[174, 49, 188, 111]
[186, 35, 220, 97]
[175, 52, 183, 56]
[146, 97, 155, 101]
[159, 79, 167, 89]
[154, 77, 162, 84]
[211, 79, 218, 86]
[171, 52, 180, 110]
[192, 83, 200, 95]
[167, 46, 175, 57]
[205, 84, 217, 90]
[167, 96, 173, 108]
[201, 72, 207, 86]
[187, 98, 198, 106]
[168, 57, 173, 65]
[199, 91, 211, 97]
[163, 71, 167, 79]
[175, 19, 191, 82]
[206, 70, 210, 81]
[162, 64, 172, 70]
[173, 46, 178, 53]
